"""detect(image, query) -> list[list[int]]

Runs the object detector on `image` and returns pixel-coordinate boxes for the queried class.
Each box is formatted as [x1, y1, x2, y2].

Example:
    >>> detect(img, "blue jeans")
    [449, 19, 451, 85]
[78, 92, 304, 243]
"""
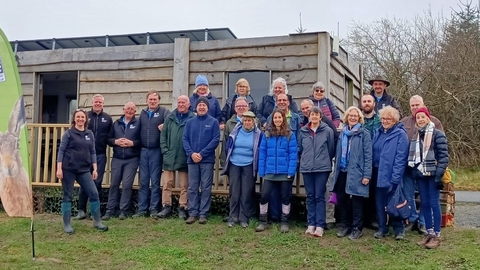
[417, 177, 441, 233]
[376, 187, 404, 235]
[62, 169, 99, 204]
[77, 154, 106, 212]
[188, 163, 214, 218]
[138, 148, 163, 212]
[402, 172, 419, 223]
[303, 172, 329, 228]
[107, 157, 139, 212]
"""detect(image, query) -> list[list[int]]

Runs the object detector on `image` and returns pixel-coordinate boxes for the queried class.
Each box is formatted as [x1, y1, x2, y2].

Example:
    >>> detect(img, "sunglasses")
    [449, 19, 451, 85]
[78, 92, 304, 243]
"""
[315, 89, 325, 93]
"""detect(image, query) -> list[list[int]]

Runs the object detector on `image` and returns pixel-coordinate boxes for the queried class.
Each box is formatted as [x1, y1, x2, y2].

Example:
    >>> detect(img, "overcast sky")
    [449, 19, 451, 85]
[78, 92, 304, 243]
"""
[2, 0, 458, 41]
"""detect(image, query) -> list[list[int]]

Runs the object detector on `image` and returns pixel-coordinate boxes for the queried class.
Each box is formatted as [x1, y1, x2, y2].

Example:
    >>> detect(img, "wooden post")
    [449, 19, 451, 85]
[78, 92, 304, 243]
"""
[172, 37, 190, 108]
[317, 33, 331, 95]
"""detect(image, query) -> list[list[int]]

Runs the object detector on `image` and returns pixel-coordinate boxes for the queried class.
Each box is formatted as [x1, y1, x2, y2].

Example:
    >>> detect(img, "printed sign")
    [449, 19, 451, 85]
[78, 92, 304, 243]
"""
[0, 57, 5, 82]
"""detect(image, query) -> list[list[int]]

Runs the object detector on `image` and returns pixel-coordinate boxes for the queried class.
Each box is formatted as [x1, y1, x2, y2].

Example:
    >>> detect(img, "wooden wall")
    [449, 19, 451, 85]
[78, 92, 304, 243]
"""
[16, 33, 362, 122]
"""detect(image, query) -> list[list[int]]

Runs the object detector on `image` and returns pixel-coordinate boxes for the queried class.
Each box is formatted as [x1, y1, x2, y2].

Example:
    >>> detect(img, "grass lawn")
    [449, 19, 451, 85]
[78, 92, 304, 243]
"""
[454, 168, 480, 191]
[1, 213, 480, 270]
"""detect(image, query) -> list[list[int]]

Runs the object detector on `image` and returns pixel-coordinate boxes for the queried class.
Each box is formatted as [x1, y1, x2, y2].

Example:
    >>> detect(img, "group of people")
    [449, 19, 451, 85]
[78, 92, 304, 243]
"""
[56, 74, 448, 249]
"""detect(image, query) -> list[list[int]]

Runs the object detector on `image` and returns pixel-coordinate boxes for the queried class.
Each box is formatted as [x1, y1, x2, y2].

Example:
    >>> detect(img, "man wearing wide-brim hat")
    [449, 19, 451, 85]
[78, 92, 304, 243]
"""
[368, 75, 402, 117]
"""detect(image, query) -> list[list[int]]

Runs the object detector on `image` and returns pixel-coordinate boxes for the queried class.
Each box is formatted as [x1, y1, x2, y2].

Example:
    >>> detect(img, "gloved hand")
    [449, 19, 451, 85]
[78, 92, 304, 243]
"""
[436, 181, 444, 190]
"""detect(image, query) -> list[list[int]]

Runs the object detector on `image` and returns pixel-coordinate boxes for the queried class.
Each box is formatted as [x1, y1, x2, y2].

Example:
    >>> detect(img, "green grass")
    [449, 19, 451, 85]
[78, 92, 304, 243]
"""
[454, 168, 480, 191]
[1, 213, 480, 269]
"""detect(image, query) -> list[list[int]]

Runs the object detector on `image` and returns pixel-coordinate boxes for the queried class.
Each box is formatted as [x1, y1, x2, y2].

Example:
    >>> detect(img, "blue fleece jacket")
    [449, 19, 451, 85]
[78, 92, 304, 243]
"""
[182, 113, 220, 164]
[230, 128, 254, 166]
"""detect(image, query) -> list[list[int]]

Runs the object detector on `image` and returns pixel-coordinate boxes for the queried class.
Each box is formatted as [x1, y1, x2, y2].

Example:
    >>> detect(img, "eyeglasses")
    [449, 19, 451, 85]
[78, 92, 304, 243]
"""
[381, 117, 394, 121]
[315, 89, 325, 93]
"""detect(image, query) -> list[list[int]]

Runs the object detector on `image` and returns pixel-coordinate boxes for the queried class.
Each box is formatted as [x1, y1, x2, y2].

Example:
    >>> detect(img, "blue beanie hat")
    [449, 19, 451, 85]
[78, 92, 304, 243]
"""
[195, 75, 209, 88]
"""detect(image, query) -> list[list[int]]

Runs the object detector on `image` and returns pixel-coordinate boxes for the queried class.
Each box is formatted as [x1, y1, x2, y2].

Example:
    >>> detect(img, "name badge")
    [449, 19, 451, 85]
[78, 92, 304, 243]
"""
[85, 135, 91, 140]
[130, 125, 136, 129]
[154, 113, 159, 117]
[102, 118, 107, 122]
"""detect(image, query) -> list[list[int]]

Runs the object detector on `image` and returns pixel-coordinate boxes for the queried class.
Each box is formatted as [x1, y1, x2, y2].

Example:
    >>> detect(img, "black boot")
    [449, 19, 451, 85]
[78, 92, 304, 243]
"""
[255, 214, 268, 232]
[280, 213, 290, 233]
[178, 206, 187, 220]
[156, 205, 172, 219]
[90, 201, 108, 231]
[61, 202, 74, 234]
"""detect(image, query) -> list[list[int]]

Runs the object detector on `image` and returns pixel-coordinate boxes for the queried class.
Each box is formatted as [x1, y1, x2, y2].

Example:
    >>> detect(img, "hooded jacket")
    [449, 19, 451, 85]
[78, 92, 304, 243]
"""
[298, 122, 335, 173]
[369, 89, 402, 118]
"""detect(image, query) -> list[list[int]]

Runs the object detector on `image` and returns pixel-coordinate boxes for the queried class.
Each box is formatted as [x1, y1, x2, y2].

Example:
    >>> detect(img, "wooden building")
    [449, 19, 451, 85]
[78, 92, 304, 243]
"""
[14, 29, 362, 193]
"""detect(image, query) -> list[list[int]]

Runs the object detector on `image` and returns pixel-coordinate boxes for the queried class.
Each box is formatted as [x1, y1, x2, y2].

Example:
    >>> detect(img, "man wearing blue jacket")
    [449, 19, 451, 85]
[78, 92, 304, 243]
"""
[182, 97, 220, 224]
[102, 101, 141, 220]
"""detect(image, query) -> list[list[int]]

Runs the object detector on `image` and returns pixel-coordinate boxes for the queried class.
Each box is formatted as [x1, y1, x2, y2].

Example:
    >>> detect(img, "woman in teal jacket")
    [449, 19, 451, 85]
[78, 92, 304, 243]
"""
[256, 109, 298, 233]
[330, 106, 372, 240]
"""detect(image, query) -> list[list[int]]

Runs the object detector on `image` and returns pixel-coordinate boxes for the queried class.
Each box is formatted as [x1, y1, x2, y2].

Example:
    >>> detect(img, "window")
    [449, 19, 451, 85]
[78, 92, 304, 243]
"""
[227, 71, 271, 103]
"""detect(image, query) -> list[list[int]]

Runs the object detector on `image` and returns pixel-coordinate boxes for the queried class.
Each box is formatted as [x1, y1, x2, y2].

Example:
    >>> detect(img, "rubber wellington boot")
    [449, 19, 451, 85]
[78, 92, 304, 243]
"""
[90, 201, 108, 231]
[61, 202, 75, 234]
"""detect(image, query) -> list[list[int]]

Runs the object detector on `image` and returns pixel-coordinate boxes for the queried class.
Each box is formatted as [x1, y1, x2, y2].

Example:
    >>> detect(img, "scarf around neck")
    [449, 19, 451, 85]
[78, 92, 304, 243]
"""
[340, 123, 361, 169]
[408, 121, 435, 176]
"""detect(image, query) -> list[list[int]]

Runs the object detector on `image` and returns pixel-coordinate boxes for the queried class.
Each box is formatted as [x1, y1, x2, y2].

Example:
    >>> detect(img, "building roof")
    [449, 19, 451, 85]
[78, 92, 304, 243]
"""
[11, 28, 237, 52]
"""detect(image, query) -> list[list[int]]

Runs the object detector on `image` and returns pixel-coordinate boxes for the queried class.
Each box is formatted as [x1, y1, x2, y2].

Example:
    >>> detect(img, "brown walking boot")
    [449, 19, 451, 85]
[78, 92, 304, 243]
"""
[425, 236, 441, 249]
[186, 216, 197, 224]
[417, 234, 433, 246]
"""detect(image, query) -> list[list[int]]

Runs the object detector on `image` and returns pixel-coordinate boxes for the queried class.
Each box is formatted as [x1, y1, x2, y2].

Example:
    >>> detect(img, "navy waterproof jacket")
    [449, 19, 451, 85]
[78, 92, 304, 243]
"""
[87, 110, 112, 156]
[372, 123, 409, 188]
[257, 94, 298, 125]
[182, 114, 220, 164]
[189, 93, 222, 123]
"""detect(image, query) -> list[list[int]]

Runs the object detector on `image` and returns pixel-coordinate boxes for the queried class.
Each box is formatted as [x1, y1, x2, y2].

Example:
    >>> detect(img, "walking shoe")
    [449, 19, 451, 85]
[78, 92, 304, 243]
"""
[313, 227, 324, 237]
[73, 210, 87, 220]
[395, 232, 406, 241]
[241, 222, 248, 228]
[186, 216, 197, 224]
[325, 222, 336, 230]
[156, 205, 172, 219]
[425, 236, 441, 249]
[418, 224, 428, 235]
[374, 231, 390, 239]
[228, 222, 234, 228]
[417, 234, 433, 246]
[336, 227, 351, 238]
[118, 212, 127, 220]
[178, 206, 187, 220]
[149, 209, 158, 218]
[348, 227, 363, 240]
[305, 226, 315, 235]
[199, 217, 208, 224]
[101, 211, 113, 221]
[132, 211, 148, 218]
[255, 223, 267, 232]
[404, 221, 415, 231]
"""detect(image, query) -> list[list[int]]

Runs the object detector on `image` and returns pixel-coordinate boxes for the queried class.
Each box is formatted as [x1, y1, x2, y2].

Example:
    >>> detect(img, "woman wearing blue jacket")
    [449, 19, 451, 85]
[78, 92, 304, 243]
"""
[372, 106, 409, 240]
[221, 111, 263, 228]
[299, 107, 335, 237]
[256, 109, 298, 233]
[330, 106, 372, 240]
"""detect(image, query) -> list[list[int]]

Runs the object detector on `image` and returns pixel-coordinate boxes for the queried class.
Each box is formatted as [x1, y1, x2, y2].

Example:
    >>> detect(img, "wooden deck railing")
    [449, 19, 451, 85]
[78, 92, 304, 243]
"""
[27, 124, 306, 197]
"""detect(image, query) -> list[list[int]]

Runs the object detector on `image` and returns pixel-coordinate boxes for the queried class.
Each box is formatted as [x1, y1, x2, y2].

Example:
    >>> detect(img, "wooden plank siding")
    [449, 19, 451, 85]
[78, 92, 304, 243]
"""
[17, 32, 362, 196]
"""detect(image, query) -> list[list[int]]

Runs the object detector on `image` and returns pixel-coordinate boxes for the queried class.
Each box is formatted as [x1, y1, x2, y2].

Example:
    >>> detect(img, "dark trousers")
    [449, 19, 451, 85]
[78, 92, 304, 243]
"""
[138, 148, 163, 212]
[363, 166, 378, 227]
[335, 171, 364, 229]
[106, 157, 139, 213]
[260, 180, 292, 207]
[228, 163, 255, 223]
[62, 169, 99, 204]
[187, 163, 214, 218]
[303, 172, 329, 228]
[77, 154, 106, 212]
[376, 186, 404, 235]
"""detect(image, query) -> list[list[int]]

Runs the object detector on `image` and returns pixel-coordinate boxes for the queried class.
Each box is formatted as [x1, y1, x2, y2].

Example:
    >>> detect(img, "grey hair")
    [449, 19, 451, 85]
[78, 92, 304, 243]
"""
[301, 99, 314, 106]
[379, 106, 400, 122]
[92, 94, 104, 102]
[269, 77, 288, 95]
[234, 96, 248, 106]
[311, 82, 325, 92]
[410, 95, 424, 105]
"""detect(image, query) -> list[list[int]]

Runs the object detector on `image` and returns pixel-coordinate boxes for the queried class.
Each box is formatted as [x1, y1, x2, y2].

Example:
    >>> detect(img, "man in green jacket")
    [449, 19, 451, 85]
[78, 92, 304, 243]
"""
[156, 95, 195, 219]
